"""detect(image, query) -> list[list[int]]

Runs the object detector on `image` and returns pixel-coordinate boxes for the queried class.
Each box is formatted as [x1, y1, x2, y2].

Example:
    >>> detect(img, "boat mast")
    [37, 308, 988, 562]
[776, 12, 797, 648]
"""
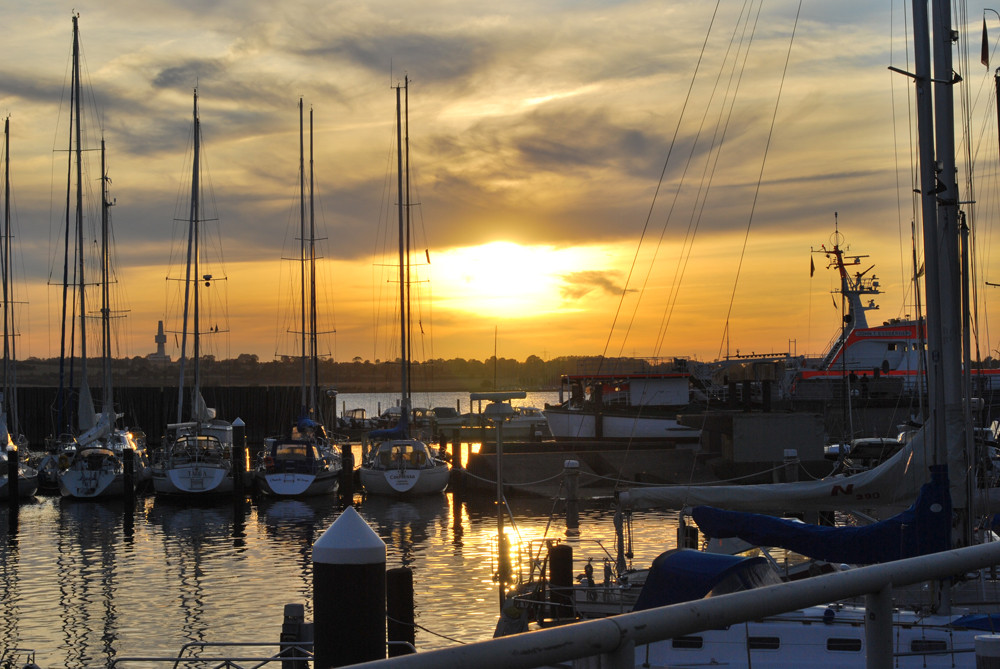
[56, 15, 82, 436]
[2, 116, 12, 436]
[929, 0, 969, 542]
[299, 98, 307, 414]
[177, 89, 201, 423]
[395, 81, 408, 428]
[100, 138, 113, 415]
[309, 106, 319, 419]
[74, 15, 87, 418]
[404, 77, 412, 407]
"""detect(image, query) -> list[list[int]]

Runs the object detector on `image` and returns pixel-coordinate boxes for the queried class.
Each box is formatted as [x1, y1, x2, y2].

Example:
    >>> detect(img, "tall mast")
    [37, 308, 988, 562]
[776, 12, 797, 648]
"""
[2, 117, 11, 434]
[404, 77, 412, 407]
[74, 14, 87, 403]
[177, 89, 201, 423]
[100, 138, 112, 412]
[929, 0, 969, 540]
[395, 83, 407, 426]
[299, 98, 307, 412]
[56, 15, 80, 435]
[309, 106, 319, 418]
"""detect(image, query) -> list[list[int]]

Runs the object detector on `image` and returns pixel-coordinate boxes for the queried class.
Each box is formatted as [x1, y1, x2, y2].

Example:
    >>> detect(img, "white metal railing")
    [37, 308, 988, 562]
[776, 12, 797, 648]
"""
[338, 540, 1000, 669]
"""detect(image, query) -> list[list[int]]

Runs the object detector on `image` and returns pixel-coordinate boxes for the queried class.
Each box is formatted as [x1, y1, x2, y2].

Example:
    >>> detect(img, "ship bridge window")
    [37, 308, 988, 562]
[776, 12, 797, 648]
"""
[827, 638, 862, 652]
[747, 637, 780, 650]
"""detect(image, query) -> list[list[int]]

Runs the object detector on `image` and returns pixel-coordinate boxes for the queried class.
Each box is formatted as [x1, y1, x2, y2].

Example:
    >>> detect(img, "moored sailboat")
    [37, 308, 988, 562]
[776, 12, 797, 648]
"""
[256, 99, 341, 497]
[359, 79, 449, 497]
[152, 89, 235, 498]
[0, 116, 36, 502]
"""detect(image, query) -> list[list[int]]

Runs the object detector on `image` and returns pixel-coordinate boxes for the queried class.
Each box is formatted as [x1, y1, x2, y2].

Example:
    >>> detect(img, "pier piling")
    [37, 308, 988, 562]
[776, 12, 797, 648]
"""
[7, 443, 19, 516]
[564, 459, 580, 536]
[313, 505, 386, 668]
[386, 567, 415, 656]
[232, 417, 246, 498]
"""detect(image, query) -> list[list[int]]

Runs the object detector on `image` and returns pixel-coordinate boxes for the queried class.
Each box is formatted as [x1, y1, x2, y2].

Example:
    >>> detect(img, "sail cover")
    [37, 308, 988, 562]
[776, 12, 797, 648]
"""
[631, 548, 780, 611]
[690, 465, 951, 564]
[620, 424, 936, 514]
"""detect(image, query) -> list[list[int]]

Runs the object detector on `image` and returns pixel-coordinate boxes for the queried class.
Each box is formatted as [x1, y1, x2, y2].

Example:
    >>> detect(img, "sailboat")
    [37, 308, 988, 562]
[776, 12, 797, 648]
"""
[359, 79, 450, 497]
[0, 117, 37, 502]
[45, 16, 147, 500]
[255, 100, 341, 497]
[152, 89, 235, 497]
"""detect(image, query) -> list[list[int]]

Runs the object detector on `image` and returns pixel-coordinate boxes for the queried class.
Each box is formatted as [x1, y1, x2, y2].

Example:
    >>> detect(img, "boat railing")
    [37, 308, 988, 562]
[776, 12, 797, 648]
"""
[349, 540, 1000, 669]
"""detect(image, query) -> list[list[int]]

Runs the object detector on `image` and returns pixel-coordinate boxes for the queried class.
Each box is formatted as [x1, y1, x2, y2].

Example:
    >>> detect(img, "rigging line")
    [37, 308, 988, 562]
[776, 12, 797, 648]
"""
[890, 0, 919, 317]
[593, 0, 723, 369]
[718, 0, 803, 361]
[652, 0, 760, 357]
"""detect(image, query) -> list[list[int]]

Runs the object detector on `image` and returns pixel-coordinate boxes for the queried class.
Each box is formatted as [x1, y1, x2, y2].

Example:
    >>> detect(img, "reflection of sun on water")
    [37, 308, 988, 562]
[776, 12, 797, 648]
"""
[433, 242, 584, 318]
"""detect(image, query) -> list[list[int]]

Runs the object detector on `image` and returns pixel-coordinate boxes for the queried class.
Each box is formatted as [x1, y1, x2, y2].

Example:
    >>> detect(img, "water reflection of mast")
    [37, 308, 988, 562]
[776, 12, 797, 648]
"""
[0, 519, 21, 653]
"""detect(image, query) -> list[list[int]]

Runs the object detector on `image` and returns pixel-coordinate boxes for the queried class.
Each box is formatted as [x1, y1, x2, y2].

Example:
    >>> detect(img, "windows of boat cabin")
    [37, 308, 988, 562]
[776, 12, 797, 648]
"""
[670, 636, 703, 649]
[910, 639, 948, 653]
[827, 638, 862, 652]
[746, 637, 780, 650]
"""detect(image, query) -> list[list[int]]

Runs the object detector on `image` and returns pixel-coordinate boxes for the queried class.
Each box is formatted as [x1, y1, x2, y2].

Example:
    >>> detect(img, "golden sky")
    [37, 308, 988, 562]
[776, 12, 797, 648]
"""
[2, 0, 999, 365]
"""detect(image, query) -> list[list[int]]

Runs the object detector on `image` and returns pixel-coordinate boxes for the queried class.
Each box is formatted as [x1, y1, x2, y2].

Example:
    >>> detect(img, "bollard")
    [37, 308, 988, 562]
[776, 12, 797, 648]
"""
[386, 567, 415, 656]
[232, 417, 246, 499]
[564, 460, 580, 537]
[313, 506, 386, 668]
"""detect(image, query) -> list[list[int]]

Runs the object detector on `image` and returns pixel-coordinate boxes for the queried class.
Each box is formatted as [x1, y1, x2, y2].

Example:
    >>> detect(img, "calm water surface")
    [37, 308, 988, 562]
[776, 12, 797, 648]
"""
[2, 391, 681, 668]
[1, 492, 680, 668]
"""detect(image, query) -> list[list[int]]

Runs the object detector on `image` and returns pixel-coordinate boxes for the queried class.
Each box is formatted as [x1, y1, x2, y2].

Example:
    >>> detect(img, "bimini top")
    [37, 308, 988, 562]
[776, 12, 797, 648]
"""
[631, 548, 779, 612]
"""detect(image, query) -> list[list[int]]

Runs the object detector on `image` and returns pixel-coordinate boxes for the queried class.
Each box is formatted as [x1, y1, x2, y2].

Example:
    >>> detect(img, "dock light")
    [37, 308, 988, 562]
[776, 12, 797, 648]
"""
[203, 274, 212, 287]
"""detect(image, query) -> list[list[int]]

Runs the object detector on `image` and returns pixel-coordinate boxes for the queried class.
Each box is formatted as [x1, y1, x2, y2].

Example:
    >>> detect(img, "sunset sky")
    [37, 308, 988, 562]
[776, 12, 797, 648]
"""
[2, 0, 999, 366]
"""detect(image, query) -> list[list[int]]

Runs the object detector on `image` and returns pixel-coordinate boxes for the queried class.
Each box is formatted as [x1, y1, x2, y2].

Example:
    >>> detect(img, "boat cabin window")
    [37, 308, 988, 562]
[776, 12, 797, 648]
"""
[747, 637, 780, 650]
[671, 636, 703, 649]
[911, 639, 948, 653]
[276, 444, 311, 460]
[827, 638, 862, 652]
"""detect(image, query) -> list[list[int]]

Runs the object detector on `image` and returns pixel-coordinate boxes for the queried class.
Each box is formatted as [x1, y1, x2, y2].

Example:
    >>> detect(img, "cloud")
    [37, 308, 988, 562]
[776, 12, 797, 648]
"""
[560, 270, 626, 300]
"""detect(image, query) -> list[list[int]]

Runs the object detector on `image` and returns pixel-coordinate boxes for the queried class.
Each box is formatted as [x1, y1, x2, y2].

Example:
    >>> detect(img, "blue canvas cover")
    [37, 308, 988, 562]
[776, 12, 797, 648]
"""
[691, 465, 951, 565]
[631, 549, 776, 611]
[369, 411, 409, 441]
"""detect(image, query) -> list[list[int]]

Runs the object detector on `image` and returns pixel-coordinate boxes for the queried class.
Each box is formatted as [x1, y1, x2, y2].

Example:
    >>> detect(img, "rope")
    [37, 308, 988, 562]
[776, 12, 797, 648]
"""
[386, 615, 466, 645]
[458, 470, 564, 487]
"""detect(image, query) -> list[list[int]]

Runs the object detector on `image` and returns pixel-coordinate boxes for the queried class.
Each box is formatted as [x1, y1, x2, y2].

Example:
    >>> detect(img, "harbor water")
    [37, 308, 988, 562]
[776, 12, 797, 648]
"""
[1, 391, 684, 668]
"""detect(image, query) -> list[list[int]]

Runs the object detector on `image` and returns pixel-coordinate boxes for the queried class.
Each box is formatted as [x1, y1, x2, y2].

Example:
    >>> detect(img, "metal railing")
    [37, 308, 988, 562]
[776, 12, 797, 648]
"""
[337, 540, 1000, 669]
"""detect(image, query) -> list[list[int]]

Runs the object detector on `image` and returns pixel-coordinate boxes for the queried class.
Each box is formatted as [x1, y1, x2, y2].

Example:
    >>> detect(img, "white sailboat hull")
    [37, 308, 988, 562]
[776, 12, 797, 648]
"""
[257, 470, 338, 497]
[360, 463, 449, 496]
[153, 464, 233, 495]
[545, 409, 700, 442]
[59, 468, 125, 499]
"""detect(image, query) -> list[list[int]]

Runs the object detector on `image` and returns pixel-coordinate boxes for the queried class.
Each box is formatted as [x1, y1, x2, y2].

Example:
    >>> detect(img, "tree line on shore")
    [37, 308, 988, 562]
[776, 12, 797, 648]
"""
[13, 353, 689, 392]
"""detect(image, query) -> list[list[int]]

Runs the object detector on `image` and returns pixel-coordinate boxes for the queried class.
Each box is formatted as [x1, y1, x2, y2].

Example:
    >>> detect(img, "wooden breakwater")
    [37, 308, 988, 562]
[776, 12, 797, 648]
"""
[11, 386, 339, 451]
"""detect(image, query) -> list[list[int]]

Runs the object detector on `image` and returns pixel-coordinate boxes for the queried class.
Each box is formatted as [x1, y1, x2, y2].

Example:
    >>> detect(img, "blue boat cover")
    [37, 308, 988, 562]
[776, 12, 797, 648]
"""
[691, 465, 951, 565]
[631, 549, 777, 611]
[950, 614, 1000, 631]
[368, 412, 409, 441]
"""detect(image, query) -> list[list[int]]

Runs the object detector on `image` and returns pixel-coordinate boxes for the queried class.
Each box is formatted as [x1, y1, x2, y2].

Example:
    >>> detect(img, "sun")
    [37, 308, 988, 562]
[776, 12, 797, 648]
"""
[432, 242, 580, 318]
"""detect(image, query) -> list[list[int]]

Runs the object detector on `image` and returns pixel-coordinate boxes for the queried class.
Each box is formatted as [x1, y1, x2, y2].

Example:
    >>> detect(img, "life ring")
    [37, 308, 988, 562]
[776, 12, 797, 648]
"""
[263, 455, 274, 472]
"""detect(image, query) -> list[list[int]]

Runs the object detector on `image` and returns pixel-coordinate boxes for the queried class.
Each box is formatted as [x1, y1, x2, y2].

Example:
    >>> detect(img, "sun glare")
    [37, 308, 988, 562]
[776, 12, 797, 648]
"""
[433, 242, 584, 318]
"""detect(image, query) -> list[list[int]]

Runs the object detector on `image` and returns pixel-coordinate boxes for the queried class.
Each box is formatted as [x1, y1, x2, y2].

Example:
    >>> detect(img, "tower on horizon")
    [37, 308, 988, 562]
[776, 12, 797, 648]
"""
[147, 320, 171, 362]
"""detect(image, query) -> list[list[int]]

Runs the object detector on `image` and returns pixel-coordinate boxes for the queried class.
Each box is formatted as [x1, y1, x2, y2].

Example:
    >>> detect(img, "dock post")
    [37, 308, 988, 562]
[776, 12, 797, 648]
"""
[232, 417, 246, 499]
[122, 447, 135, 507]
[386, 567, 415, 656]
[313, 506, 386, 668]
[564, 460, 580, 536]
[6, 443, 19, 516]
[280, 602, 311, 669]
[865, 584, 892, 669]
[339, 447, 355, 504]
